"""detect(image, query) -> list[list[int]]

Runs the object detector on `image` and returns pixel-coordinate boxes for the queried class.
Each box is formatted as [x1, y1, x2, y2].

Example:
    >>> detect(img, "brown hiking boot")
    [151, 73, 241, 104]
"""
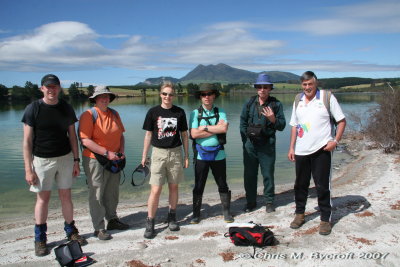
[94, 229, 112, 240]
[319, 221, 332, 235]
[34, 241, 49, 257]
[68, 231, 88, 246]
[290, 214, 305, 229]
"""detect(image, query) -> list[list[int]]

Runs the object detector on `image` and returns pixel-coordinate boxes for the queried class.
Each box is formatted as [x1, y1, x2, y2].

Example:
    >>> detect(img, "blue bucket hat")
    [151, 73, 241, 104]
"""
[254, 73, 274, 89]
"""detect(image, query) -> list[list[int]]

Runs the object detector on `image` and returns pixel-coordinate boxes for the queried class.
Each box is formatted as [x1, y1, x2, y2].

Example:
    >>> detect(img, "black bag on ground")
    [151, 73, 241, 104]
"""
[228, 224, 277, 247]
[54, 240, 94, 267]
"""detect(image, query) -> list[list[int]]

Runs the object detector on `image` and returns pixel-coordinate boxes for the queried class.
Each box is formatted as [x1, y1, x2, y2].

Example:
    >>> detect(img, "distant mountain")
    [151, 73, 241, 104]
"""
[136, 63, 300, 85]
[137, 76, 179, 86]
[180, 63, 257, 83]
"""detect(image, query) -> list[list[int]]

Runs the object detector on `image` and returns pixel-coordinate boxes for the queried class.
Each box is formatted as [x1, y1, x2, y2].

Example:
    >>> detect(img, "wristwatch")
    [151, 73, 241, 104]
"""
[73, 158, 80, 162]
[103, 150, 108, 157]
[204, 126, 209, 132]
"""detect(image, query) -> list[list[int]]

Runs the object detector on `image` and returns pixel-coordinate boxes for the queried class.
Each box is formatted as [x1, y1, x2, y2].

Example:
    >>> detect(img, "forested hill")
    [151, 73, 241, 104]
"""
[139, 63, 300, 85]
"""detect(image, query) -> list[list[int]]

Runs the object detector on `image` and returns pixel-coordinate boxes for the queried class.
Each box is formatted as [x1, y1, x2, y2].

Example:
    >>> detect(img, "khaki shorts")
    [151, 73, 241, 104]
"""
[150, 146, 184, 185]
[30, 152, 74, 192]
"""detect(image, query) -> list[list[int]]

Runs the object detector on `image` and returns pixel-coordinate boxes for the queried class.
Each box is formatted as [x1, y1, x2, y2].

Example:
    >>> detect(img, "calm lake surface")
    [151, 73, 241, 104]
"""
[0, 93, 379, 220]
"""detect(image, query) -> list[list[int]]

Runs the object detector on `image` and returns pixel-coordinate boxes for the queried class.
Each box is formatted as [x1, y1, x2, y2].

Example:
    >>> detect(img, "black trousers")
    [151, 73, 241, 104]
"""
[193, 159, 229, 196]
[294, 148, 332, 222]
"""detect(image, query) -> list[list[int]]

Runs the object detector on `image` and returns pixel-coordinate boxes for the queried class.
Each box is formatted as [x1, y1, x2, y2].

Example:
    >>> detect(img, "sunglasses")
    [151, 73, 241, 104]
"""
[161, 92, 174, 97]
[200, 92, 215, 97]
[255, 85, 272, 90]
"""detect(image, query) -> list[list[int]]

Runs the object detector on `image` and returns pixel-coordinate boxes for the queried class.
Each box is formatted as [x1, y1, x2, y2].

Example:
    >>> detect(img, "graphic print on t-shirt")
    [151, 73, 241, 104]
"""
[296, 122, 311, 138]
[157, 116, 177, 139]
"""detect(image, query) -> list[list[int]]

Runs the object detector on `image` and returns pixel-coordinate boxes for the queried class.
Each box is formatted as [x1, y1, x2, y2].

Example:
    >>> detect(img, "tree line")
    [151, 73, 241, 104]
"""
[1, 78, 399, 101]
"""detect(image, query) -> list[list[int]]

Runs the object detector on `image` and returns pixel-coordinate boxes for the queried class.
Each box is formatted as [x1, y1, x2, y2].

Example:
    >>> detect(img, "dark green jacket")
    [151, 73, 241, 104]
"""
[239, 95, 286, 143]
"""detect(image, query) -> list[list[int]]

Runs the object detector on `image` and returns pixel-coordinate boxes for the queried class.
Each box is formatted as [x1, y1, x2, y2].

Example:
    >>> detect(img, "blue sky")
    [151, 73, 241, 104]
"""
[0, 0, 399, 87]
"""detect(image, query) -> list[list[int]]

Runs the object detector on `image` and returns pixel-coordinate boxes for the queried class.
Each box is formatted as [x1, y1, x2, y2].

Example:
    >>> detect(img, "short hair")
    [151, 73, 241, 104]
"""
[160, 80, 174, 91]
[300, 71, 318, 82]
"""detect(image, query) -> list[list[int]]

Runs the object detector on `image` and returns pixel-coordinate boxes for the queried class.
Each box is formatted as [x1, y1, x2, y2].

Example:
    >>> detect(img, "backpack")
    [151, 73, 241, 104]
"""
[225, 222, 278, 258]
[77, 107, 118, 150]
[77, 107, 126, 180]
[245, 96, 277, 142]
[54, 240, 94, 267]
[245, 95, 277, 124]
[294, 90, 337, 133]
[191, 105, 226, 161]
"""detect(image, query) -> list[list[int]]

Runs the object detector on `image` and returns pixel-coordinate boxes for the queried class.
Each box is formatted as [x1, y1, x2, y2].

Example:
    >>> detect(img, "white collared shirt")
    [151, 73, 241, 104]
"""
[289, 90, 345, 155]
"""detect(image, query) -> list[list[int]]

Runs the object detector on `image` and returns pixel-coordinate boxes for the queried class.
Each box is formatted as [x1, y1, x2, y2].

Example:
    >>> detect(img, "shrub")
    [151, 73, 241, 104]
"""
[366, 87, 400, 153]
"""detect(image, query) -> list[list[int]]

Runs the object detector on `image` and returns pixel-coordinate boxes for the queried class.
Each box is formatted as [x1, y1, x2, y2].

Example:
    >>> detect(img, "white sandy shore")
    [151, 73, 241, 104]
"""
[1, 136, 399, 267]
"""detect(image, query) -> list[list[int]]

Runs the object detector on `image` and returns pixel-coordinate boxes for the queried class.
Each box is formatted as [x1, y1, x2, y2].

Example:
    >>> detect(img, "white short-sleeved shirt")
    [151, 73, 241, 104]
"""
[289, 90, 345, 155]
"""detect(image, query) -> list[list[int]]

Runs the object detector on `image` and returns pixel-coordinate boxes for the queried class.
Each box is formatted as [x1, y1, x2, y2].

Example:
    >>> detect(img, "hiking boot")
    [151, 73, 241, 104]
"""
[34, 241, 49, 257]
[220, 191, 234, 223]
[65, 220, 88, 246]
[107, 218, 129, 231]
[190, 194, 202, 224]
[290, 214, 305, 229]
[319, 221, 332, 235]
[144, 217, 155, 239]
[265, 203, 276, 213]
[94, 229, 112, 240]
[243, 202, 256, 212]
[167, 211, 180, 231]
[68, 231, 88, 246]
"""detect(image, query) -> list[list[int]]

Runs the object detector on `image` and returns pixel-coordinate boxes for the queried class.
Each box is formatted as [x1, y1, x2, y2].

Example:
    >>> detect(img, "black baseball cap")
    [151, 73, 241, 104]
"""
[41, 74, 61, 86]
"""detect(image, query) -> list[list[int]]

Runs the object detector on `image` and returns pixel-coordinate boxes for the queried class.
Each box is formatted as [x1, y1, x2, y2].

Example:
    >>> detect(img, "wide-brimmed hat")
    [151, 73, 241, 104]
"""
[41, 74, 60, 86]
[195, 83, 220, 99]
[89, 86, 116, 103]
[254, 73, 274, 89]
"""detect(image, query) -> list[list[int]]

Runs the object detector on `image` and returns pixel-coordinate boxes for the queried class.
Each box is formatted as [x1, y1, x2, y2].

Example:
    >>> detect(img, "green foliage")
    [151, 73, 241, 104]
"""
[87, 85, 95, 97]
[319, 77, 373, 89]
[0, 84, 8, 99]
[186, 83, 199, 95]
[11, 85, 30, 100]
[68, 82, 81, 99]
[25, 81, 42, 99]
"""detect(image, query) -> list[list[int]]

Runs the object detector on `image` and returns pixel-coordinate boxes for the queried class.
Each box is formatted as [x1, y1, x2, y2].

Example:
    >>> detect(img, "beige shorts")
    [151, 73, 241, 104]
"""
[149, 146, 184, 185]
[30, 152, 74, 192]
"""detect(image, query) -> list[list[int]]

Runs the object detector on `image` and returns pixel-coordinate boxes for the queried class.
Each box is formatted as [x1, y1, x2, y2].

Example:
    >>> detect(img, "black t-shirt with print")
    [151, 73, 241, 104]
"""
[21, 99, 78, 158]
[142, 105, 188, 148]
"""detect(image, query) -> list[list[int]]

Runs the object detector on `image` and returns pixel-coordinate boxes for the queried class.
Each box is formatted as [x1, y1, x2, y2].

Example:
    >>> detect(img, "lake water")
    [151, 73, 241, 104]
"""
[0, 93, 380, 220]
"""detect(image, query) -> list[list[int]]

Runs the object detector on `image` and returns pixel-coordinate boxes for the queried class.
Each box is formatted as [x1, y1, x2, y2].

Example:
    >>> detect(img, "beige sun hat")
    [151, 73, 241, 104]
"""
[89, 86, 116, 103]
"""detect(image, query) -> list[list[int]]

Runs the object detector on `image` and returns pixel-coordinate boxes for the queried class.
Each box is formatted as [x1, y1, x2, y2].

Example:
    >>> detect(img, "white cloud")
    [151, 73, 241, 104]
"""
[164, 22, 285, 65]
[0, 21, 149, 71]
[0, 18, 398, 76]
[294, 0, 400, 35]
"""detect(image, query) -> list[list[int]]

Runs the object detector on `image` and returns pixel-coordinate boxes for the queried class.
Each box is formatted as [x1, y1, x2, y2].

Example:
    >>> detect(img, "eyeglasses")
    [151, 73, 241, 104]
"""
[161, 92, 174, 97]
[255, 85, 272, 90]
[200, 92, 214, 97]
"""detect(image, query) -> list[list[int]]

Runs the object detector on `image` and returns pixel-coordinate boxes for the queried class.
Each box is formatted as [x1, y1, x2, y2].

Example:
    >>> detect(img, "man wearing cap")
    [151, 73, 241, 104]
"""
[79, 85, 129, 241]
[240, 73, 286, 213]
[288, 71, 346, 235]
[189, 83, 234, 224]
[22, 74, 87, 257]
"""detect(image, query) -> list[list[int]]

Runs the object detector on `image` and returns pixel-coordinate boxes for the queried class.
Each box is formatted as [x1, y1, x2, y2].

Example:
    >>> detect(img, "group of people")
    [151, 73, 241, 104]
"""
[22, 71, 346, 257]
